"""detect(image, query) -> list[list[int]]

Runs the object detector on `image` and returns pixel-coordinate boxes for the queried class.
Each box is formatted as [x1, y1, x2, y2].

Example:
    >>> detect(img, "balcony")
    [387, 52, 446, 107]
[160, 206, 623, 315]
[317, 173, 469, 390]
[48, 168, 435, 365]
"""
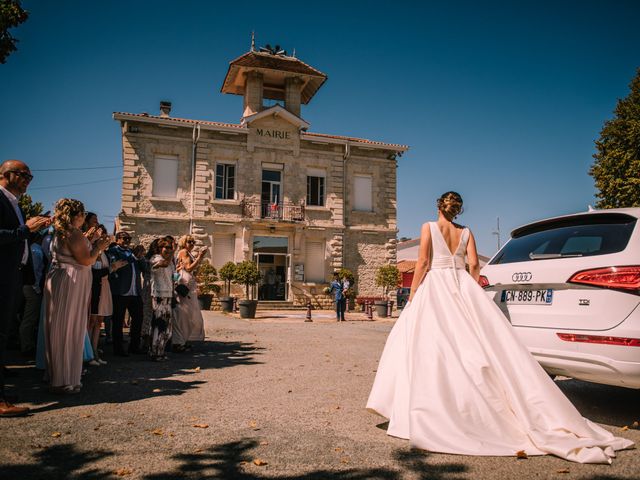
[241, 200, 306, 223]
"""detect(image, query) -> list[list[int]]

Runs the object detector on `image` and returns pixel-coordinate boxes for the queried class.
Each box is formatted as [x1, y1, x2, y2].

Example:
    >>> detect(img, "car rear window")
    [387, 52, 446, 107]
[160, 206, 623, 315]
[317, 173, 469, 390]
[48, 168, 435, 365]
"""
[490, 213, 637, 265]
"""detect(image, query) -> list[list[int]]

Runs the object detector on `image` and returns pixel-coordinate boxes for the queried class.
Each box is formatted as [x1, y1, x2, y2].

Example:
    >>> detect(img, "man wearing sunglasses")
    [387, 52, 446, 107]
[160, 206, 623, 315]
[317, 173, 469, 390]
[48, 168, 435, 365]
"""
[107, 231, 147, 356]
[0, 160, 51, 417]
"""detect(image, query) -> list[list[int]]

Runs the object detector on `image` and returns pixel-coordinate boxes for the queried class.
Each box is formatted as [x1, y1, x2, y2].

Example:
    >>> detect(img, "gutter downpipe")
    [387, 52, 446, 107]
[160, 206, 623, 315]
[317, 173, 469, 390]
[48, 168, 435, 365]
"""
[342, 142, 350, 267]
[189, 123, 201, 235]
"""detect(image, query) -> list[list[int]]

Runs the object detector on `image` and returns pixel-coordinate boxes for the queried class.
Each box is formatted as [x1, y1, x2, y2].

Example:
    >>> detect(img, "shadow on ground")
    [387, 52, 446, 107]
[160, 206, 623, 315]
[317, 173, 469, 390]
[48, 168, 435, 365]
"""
[0, 440, 470, 480]
[4, 340, 262, 413]
[554, 378, 640, 427]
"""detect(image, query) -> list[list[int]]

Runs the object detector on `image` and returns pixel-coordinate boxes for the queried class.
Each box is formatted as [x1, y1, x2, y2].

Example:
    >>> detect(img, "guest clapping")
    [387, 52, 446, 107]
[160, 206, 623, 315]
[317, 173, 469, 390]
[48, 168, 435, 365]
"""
[173, 235, 205, 352]
[44, 199, 110, 394]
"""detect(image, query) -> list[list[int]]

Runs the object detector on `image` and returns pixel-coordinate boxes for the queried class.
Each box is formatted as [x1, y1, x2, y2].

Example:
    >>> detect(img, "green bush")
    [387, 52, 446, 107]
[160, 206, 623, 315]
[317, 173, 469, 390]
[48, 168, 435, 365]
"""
[375, 264, 400, 297]
[233, 260, 261, 299]
[219, 261, 236, 296]
[196, 261, 220, 295]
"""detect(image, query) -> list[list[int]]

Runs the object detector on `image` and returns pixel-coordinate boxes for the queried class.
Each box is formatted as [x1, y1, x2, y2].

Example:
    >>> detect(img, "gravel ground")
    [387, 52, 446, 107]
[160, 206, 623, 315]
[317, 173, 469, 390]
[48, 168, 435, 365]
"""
[1, 311, 638, 480]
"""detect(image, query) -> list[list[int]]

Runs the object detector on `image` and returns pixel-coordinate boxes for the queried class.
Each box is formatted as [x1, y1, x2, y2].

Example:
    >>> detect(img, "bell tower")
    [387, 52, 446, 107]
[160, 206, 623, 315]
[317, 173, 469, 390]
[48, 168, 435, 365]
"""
[221, 39, 327, 121]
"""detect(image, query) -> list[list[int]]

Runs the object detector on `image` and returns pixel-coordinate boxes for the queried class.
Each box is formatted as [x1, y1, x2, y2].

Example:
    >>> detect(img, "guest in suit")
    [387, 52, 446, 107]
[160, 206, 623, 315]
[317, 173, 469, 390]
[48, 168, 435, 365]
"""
[0, 160, 51, 416]
[107, 231, 147, 355]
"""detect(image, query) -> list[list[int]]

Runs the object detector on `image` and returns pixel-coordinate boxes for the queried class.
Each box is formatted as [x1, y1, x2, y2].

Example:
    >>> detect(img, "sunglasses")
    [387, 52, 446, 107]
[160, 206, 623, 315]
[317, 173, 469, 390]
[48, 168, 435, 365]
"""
[9, 170, 34, 182]
[120, 237, 132, 242]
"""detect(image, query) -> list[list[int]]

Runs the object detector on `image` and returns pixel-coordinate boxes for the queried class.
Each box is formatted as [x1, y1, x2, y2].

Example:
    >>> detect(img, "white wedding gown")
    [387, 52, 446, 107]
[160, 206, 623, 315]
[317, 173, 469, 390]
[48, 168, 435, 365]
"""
[367, 222, 634, 464]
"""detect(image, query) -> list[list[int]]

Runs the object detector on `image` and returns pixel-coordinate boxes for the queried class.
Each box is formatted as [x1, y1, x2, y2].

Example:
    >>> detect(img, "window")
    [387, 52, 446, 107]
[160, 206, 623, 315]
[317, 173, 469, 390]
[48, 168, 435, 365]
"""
[152, 155, 178, 198]
[212, 236, 235, 269]
[307, 176, 325, 206]
[305, 241, 325, 282]
[354, 175, 373, 211]
[490, 213, 637, 265]
[215, 164, 235, 200]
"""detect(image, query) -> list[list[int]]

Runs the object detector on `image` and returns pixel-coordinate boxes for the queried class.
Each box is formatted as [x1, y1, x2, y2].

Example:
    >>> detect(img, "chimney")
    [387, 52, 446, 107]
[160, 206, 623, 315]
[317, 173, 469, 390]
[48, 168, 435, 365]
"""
[159, 101, 172, 117]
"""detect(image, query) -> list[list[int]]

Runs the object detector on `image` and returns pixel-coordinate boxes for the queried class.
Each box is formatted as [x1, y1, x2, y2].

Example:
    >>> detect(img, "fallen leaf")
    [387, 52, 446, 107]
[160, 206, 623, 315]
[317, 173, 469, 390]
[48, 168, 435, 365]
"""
[169, 433, 175, 437]
[287, 390, 292, 393]
[334, 405, 341, 410]
[260, 441, 269, 446]
[93, 426, 100, 431]
[190, 417, 198, 421]
[621, 426, 629, 431]
[81, 414, 92, 418]
[126, 421, 135, 425]
[239, 461, 247, 466]
[249, 420, 258, 429]
[51, 432, 62, 438]
[194, 448, 204, 453]
[253, 458, 268, 466]
[334, 447, 343, 453]
[556, 468, 570, 474]
[152, 388, 161, 393]
[194, 367, 201, 373]
[151, 429, 164, 436]
[114, 467, 134, 476]
[340, 457, 350, 464]
[516, 450, 528, 459]
[193, 424, 209, 429]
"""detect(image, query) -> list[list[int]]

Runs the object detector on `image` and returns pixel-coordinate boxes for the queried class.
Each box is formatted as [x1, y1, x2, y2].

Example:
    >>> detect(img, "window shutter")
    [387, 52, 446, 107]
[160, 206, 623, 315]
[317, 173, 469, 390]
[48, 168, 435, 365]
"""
[152, 155, 178, 198]
[354, 175, 372, 211]
[305, 241, 325, 282]
[213, 236, 235, 269]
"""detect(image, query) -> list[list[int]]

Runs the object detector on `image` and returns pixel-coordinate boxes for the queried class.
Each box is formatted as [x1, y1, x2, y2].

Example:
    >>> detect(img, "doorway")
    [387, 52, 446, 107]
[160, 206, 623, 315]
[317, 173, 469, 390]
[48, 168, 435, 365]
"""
[253, 236, 291, 301]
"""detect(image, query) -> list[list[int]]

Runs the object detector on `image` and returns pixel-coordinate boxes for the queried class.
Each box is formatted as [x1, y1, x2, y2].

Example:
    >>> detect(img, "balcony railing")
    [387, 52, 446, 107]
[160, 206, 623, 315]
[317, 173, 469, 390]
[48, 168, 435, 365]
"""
[241, 200, 306, 222]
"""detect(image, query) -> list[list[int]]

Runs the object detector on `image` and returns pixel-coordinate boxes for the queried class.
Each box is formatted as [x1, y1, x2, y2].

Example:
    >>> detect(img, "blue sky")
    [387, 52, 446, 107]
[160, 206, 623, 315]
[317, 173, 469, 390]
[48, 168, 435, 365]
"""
[1, 0, 638, 256]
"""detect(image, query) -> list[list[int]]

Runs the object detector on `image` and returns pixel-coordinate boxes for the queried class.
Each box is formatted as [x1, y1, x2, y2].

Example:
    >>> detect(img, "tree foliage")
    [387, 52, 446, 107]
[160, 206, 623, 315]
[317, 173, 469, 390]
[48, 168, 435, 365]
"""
[0, 0, 29, 64]
[196, 261, 220, 295]
[18, 193, 43, 219]
[233, 260, 260, 299]
[219, 261, 236, 296]
[375, 264, 400, 297]
[590, 68, 640, 208]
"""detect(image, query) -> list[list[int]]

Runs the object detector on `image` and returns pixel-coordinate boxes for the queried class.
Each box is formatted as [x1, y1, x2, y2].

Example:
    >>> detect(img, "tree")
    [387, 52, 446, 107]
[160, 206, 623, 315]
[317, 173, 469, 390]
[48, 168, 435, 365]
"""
[219, 261, 236, 297]
[233, 260, 260, 300]
[590, 68, 640, 208]
[18, 193, 43, 219]
[0, 0, 29, 64]
[375, 264, 400, 297]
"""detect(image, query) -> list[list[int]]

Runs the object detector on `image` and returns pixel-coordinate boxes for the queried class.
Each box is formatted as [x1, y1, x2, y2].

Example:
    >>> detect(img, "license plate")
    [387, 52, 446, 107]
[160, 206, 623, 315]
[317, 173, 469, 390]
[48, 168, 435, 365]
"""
[501, 289, 553, 305]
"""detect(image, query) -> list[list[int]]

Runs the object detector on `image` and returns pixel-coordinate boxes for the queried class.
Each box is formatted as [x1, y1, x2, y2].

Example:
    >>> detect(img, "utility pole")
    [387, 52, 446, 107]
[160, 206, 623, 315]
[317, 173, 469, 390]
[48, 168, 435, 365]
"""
[492, 217, 501, 251]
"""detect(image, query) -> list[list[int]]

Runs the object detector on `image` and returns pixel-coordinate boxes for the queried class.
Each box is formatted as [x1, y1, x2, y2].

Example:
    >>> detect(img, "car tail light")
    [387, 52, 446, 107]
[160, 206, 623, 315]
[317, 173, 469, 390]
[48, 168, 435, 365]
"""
[557, 333, 640, 347]
[567, 266, 640, 292]
[479, 275, 490, 288]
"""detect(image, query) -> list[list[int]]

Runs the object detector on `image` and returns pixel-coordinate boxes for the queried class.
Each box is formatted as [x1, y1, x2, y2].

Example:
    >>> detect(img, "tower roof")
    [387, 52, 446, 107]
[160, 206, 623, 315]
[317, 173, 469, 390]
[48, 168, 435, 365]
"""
[220, 51, 327, 104]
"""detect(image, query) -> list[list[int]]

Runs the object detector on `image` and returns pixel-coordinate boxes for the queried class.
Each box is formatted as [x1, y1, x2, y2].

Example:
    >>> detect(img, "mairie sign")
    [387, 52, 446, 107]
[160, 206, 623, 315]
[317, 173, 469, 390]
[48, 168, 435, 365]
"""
[256, 128, 291, 140]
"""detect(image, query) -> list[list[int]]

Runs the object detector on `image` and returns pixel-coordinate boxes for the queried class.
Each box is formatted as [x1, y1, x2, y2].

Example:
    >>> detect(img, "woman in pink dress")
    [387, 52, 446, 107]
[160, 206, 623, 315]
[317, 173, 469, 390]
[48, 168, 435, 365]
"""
[44, 199, 110, 393]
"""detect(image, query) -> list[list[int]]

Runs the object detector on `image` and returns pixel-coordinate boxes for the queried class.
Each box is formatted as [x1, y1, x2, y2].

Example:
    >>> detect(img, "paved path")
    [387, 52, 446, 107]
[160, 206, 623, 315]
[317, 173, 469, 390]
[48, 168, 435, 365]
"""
[1, 311, 638, 479]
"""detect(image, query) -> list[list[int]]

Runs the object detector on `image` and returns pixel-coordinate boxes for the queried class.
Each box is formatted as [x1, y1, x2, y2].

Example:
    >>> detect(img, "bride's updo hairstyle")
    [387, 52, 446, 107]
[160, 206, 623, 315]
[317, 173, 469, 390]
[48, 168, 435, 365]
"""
[437, 191, 464, 221]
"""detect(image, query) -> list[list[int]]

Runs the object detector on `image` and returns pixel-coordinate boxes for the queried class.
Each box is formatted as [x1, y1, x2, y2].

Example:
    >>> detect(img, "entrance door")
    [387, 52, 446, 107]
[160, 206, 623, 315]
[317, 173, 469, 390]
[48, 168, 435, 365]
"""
[254, 253, 287, 301]
[261, 170, 281, 218]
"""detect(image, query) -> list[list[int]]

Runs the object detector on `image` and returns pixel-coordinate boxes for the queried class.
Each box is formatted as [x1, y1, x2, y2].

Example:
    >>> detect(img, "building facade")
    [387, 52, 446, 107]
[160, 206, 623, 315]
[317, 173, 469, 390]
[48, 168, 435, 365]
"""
[114, 46, 408, 306]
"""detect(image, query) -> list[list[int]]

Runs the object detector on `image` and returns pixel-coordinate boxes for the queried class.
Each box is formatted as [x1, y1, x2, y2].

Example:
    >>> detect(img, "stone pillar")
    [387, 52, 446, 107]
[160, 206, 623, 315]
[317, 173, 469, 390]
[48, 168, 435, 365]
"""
[284, 77, 303, 117]
[243, 71, 263, 117]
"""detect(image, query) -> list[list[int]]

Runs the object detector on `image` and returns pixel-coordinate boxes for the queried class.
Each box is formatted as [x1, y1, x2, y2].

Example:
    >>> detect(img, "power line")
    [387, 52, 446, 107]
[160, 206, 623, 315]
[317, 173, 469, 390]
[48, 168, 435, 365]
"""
[30, 177, 121, 191]
[32, 165, 121, 172]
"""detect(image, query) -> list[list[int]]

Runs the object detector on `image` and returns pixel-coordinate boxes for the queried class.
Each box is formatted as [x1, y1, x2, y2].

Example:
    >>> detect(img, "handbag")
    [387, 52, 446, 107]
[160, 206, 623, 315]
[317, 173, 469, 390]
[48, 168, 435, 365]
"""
[175, 284, 190, 298]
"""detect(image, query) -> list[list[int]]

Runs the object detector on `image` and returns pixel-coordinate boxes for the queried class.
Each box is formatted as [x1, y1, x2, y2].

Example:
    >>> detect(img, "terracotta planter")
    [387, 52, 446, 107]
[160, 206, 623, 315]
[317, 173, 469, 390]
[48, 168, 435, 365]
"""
[198, 294, 213, 311]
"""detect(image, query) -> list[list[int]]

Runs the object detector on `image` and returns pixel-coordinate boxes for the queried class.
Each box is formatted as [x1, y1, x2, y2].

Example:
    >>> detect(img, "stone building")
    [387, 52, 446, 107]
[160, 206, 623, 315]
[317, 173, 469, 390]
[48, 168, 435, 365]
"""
[113, 45, 408, 306]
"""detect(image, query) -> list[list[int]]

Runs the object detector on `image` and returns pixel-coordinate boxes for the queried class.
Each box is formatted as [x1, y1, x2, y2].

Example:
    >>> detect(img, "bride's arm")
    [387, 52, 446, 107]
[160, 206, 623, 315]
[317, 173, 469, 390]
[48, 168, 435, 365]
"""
[408, 223, 432, 302]
[466, 230, 480, 283]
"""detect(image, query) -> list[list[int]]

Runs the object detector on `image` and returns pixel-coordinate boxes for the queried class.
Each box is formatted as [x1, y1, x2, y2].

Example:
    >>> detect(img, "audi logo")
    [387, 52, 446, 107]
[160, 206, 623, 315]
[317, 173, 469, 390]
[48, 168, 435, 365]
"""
[512, 272, 532, 282]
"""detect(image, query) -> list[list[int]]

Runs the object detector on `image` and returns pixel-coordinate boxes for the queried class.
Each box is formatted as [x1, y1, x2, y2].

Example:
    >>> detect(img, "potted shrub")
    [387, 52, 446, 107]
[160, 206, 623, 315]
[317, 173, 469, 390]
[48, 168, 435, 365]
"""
[196, 261, 220, 311]
[218, 261, 236, 312]
[374, 264, 400, 318]
[233, 260, 261, 319]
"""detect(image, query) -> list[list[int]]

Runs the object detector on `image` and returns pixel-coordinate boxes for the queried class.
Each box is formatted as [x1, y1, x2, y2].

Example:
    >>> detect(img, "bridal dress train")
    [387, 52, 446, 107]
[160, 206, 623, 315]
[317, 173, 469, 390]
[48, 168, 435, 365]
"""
[367, 222, 634, 464]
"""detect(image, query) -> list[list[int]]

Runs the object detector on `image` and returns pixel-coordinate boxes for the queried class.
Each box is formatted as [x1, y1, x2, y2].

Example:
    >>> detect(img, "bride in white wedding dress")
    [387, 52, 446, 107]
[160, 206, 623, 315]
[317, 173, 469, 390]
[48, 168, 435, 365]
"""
[367, 192, 634, 464]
